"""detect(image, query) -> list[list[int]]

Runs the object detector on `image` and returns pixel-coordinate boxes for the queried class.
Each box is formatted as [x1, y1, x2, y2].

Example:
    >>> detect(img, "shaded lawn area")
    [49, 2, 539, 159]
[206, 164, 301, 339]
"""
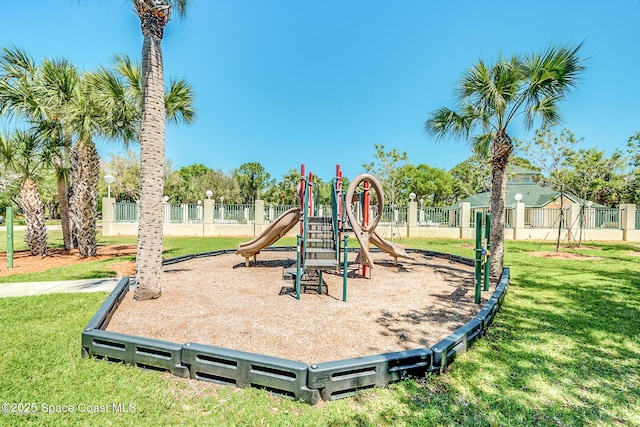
[0, 239, 638, 425]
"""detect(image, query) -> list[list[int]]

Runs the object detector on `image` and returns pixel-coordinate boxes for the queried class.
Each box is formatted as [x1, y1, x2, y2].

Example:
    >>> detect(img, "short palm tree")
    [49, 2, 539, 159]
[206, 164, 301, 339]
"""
[425, 44, 585, 276]
[0, 130, 48, 256]
[132, 0, 190, 300]
[0, 48, 78, 251]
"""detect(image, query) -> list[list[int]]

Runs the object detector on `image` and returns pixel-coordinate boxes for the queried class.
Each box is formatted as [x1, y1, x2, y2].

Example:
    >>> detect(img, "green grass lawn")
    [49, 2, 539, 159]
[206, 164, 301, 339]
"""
[0, 237, 639, 425]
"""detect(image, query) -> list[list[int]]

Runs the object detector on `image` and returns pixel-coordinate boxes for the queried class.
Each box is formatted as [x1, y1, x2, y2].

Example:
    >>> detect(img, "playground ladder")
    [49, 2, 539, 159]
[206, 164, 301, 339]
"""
[304, 216, 339, 271]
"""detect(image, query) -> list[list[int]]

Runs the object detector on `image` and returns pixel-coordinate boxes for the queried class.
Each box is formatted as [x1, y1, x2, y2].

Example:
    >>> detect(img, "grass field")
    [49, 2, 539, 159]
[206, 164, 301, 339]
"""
[0, 235, 638, 426]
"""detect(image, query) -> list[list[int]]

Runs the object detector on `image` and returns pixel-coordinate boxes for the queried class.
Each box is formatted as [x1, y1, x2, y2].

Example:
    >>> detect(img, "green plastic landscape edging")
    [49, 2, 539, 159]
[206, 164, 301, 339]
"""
[81, 247, 509, 405]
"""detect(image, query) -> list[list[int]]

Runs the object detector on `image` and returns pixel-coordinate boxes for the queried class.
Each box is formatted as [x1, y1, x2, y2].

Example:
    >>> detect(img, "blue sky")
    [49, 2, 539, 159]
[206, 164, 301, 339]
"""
[2, 0, 639, 182]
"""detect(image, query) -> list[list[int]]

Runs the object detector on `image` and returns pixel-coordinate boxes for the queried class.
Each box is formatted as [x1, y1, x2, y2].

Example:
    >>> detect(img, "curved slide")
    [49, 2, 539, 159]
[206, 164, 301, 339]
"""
[370, 231, 408, 260]
[236, 207, 301, 265]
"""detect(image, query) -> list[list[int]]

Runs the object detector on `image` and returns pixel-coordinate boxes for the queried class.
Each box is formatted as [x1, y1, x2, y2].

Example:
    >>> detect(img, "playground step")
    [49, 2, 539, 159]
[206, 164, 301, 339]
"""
[306, 238, 332, 244]
[304, 259, 339, 270]
[308, 230, 333, 238]
[305, 248, 336, 259]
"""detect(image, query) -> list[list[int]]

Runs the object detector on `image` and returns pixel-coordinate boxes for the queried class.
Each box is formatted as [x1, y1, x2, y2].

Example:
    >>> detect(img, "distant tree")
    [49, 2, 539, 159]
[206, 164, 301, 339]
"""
[627, 132, 640, 204]
[362, 144, 409, 208]
[263, 169, 301, 205]
[101, 150, 141, 202]
[165, 164, 239, 204]
[401, 164, 454, 206]
[449, 155, 491, 202]
[425, 44, 585, 276]
[564, 148, 626, 207]
[233, 162, 271, 203]
[519, 125, 578, 192]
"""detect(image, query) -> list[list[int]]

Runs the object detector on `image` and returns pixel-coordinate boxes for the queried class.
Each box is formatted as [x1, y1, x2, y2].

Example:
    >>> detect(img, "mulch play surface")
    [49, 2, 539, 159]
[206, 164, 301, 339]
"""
[107, 249, 488, 365]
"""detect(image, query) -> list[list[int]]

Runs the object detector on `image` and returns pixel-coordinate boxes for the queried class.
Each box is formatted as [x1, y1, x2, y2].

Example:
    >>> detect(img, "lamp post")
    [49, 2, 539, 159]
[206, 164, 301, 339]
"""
[104, 174, 115, 198]
[206, 190, 212, 199]
[515, 193, 523, 203]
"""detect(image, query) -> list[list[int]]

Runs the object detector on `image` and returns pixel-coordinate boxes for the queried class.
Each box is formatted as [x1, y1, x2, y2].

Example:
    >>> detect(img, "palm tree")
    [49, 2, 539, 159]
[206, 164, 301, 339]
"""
[425, 44, 585, 276]
[132, 0, 190, 300]
[0, 130, 48, 255]
[36, 58, 80, 251]
[0, 48, 78, 251]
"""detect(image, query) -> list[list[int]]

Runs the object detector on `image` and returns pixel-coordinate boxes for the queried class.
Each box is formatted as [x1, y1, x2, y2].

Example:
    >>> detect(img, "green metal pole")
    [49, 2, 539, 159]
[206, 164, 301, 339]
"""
[474, 210, 482, 304]
[296, 234, 301, 300]
[343, 235, 348, 302]
[483, 212, 492, 291]
[6, 207, 13, 269]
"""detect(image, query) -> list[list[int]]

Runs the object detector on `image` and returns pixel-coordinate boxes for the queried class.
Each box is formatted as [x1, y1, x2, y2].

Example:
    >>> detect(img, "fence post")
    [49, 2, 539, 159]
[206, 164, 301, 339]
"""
[101, 197, 115, 236]
[512, 201, 525, 240]
[620, 204, 636, 241]
[407, 200, 418, 237]
[254, 200, 265, 237]
[567, 202, 581, 241]
[6, 206, 13, 269]
[459, 202, 471, 239]
[203, 199, 214, 236]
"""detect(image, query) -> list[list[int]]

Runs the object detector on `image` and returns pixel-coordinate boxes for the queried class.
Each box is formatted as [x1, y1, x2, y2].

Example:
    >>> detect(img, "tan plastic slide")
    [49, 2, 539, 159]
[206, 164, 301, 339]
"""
[370, 230, 408, 260]
[236, 207, 301, 265]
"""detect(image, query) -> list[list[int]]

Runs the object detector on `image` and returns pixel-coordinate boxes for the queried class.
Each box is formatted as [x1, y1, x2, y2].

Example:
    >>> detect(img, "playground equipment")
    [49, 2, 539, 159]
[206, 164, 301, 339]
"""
[82, 248, 511, 405]
[5, 207, 13, 269]
[236, 207, 300, 266]
[474, 210, 492, 304]
[345, 173, 407, 277]
[235, 165, 408, 300]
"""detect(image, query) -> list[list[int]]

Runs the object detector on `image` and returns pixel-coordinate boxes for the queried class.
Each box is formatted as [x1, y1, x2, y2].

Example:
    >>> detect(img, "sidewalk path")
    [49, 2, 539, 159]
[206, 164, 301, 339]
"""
[0, 277, 121, 298]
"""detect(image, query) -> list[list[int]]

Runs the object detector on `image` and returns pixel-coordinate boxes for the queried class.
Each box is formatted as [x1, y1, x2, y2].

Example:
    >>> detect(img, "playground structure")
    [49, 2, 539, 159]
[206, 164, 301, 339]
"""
[81, 163, 511, 405]
[236, 164, 408, 300]
[82, 248, 509, 405]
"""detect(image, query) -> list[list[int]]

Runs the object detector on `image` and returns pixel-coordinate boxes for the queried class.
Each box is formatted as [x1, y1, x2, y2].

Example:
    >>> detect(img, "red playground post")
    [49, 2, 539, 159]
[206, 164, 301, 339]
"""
[362, 180, 370, 277]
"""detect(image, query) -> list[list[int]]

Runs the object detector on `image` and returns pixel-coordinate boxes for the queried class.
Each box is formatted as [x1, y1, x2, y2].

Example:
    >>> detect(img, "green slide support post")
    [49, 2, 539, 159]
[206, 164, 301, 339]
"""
[296, 234, 302, 300]
[342, 235, 348, 302]
[474, 210, 483, 304]
[483, 212, 491, 291]
[6, 207, 13, 269]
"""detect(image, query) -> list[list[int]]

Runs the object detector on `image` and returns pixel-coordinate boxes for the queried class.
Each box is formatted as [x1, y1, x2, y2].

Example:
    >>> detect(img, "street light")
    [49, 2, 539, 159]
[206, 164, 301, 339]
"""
[104, 174, 115, 198]
[409, 192, 416, 201]
[163, 195, 169, 203]
[515, 193, 523, 202]
[219, 196, 224, 204]
[206, 190, 212, 199]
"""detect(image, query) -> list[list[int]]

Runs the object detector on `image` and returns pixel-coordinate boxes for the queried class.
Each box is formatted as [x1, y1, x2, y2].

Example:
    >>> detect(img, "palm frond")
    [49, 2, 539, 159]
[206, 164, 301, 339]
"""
[424, 107, 471, 141]
[112, 54, 143, 101]
[470, 133, 494, 157]
[165, 78, 196, 124]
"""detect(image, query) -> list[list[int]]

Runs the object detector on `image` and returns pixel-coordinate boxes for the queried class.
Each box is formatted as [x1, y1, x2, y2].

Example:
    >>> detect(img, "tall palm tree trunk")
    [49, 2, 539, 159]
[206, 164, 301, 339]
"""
[489, 130, 513, 277]
[21, 177, 48, 256]
[54, 151, 73, 250]
[57, 177, 72, 250]
[134, 2, 169, 300]
[69, 141, 100, 257]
